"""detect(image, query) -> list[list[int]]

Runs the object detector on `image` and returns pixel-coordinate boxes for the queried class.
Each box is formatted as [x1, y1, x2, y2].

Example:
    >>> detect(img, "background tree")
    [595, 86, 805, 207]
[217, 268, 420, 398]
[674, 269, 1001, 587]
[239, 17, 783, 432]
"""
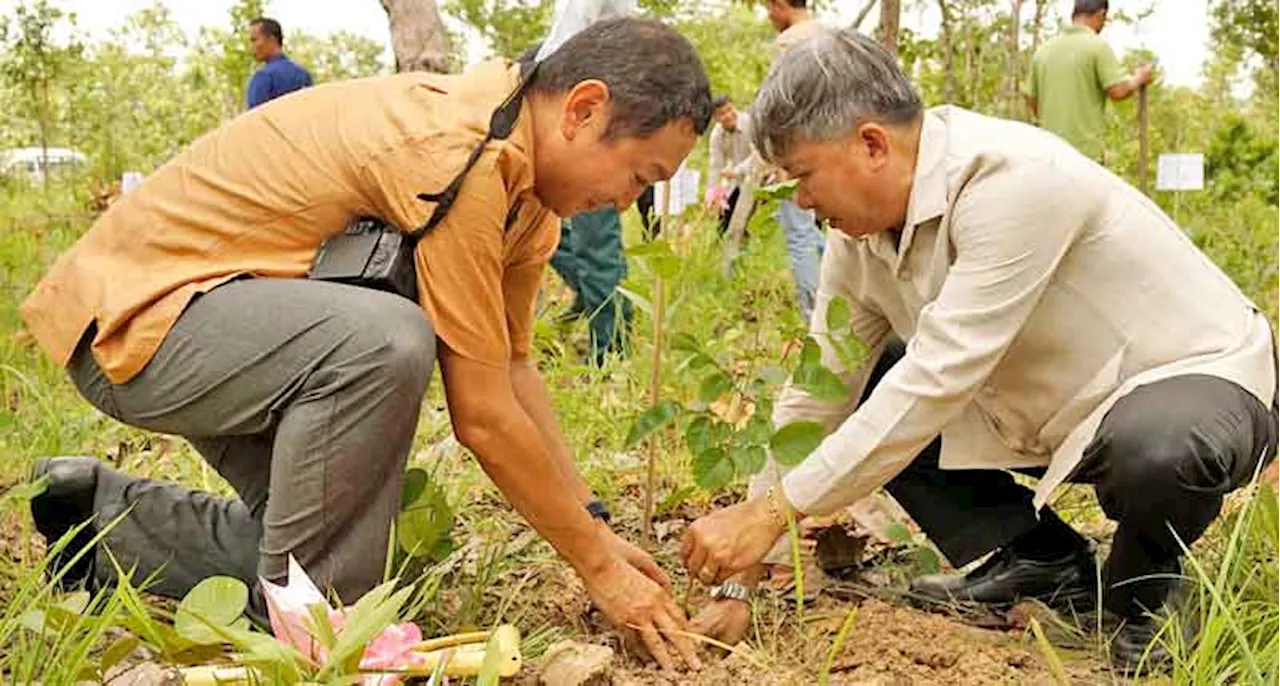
[381, 0, 451, 72]
[0, 0, 82, 187]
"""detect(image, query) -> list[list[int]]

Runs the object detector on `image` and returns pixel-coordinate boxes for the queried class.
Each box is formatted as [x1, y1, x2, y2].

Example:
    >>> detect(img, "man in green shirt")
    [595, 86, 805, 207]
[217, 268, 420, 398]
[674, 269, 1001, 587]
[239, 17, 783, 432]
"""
[1025, 0, 1154, 160]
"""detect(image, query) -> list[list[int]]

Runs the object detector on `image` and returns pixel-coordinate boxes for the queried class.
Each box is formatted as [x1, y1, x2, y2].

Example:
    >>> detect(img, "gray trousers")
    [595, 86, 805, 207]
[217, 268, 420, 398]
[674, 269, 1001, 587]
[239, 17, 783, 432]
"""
[67, 278, 435, 610]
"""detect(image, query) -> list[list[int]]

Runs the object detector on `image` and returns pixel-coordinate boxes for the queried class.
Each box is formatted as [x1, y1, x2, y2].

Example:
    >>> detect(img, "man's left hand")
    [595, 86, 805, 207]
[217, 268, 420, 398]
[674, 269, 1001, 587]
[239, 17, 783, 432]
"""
[681, 498, 785, 586]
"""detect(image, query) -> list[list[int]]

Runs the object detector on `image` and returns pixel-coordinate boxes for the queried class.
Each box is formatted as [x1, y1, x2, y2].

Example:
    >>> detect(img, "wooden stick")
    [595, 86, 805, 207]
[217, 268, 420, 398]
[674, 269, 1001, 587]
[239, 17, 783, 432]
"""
[641, 182, 673, 546]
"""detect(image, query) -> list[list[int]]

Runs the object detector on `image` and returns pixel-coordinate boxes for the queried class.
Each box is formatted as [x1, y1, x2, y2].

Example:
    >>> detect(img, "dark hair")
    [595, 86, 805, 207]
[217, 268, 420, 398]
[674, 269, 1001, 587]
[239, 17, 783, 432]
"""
[774, 0, 808, 8]
[712, 95, 733, 110]
[1072, 0, 1108, 17]
[532, 18, 713, 138]
[250, 17, 283, 45]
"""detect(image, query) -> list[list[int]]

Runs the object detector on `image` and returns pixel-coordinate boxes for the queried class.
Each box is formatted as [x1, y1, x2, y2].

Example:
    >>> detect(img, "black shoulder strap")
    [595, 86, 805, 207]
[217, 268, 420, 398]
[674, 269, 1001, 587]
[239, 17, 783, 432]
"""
[410, 60, 540, 240]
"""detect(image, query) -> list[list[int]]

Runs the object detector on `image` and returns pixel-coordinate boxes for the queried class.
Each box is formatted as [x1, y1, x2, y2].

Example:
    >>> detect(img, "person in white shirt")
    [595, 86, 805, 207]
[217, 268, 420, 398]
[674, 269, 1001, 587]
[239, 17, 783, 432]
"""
[682, 28, 1276, 672]
[705, 96, 757, 235]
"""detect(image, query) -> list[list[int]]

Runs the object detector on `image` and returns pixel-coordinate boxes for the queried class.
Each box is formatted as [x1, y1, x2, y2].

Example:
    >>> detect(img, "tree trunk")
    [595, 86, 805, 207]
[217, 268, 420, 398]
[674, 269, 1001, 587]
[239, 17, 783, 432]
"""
[1030, 0, 1046, 55]
[380, 0, 452, 73]
[1004, 0, 1023, 117]
[937, 0, 956, 104]
[878, 0, 900, 55]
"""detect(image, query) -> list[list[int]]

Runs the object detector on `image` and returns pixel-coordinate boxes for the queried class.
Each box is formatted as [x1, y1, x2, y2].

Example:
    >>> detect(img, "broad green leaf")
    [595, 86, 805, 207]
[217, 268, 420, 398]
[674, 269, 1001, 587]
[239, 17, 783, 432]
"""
[884, 522, 913, 545]
[698, 371, 734, 403]
[397, 478, 455, 559]
[914, 546, 941, 574]
[624, 399, 682, 448]
[626, 240, 680, 279]
[684, 415, 714, 455]
[731, 445, 768, 476]
[306, 602, 337, 651]
[825, 295, 852, 332]
[797, 336, 821, 372]
[754, 178, 798, 201]
[741, 413, 773, 445]
[769, 420, 826, 466]
[401, 467, 429, 509]
[175, 576, 248, 644]
[795, 366, 850, 402]
[625, 239, 675, 258]
[5, 474, 48, 501]
[101, 635, 141, 675]
[19, 609, 46, 634]
[693, 448, 735, 490]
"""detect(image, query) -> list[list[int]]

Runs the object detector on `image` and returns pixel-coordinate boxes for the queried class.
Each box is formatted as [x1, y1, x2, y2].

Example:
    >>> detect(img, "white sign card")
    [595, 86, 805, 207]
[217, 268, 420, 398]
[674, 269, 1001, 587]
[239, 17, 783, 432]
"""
[1155, 153, 1204, 191]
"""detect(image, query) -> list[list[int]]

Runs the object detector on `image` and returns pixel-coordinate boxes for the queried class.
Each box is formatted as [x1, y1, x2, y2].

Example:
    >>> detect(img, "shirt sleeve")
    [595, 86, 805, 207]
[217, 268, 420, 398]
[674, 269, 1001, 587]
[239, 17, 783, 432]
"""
[779, 159, 1101, 515]
[359, 143, 519, 368]
[246, 71, 271, 109]
[1094, 40, 1128, 90]
[504, 213, 559, 360]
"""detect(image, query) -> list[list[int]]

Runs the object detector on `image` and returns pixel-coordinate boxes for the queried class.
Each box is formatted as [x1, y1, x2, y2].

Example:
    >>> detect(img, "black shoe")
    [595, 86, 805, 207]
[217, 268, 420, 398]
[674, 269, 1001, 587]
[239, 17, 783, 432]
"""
[30, 457, 102, 592]
[1110, 569, 1190, 674]
[909, 545, 1097, 610]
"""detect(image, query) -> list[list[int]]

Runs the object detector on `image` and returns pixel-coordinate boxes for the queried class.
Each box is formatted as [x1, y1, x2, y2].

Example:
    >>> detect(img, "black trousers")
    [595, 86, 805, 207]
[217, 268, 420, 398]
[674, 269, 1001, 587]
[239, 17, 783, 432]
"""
[716, 187, 743, 237]
[869, 341, 1277, 615]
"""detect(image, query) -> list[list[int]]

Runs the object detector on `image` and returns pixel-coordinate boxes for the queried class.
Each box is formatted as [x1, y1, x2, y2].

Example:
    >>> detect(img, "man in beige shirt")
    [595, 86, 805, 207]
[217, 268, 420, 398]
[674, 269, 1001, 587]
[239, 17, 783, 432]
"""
[25, 19, 710, 670]
[682, 29, 1276, 671]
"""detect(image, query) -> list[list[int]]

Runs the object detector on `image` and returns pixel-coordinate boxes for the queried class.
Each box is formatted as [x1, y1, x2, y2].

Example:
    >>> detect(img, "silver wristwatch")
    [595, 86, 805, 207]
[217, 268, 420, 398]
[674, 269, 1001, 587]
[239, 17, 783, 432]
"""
[709, 580, 753, 603]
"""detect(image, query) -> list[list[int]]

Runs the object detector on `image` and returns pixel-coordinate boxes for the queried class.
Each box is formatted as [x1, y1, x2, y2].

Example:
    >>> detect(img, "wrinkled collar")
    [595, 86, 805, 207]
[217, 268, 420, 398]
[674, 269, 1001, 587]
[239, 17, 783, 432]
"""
[877, 108, 947, 266]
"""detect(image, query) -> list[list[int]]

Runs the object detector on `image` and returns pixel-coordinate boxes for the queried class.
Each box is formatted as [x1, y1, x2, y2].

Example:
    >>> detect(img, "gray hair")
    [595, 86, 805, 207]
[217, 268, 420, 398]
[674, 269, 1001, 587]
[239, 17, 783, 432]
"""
[751, 28, 922, 163]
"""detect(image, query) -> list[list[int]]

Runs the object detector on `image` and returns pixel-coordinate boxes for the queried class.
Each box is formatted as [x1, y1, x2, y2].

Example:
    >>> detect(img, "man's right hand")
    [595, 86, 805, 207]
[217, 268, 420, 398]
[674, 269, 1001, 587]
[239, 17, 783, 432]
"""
[1135, 63, 1156, 86]
[583, 558, 702, 672]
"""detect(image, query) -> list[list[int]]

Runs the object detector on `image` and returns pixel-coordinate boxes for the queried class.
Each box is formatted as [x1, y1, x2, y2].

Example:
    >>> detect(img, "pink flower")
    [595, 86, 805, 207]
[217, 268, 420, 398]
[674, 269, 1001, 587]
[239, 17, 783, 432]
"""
[260, 556, 432, 685]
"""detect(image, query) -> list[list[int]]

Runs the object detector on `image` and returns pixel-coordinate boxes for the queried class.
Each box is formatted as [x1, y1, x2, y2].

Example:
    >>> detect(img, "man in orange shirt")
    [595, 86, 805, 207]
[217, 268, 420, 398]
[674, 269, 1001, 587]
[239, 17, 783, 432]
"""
[23, 18, 710, 670]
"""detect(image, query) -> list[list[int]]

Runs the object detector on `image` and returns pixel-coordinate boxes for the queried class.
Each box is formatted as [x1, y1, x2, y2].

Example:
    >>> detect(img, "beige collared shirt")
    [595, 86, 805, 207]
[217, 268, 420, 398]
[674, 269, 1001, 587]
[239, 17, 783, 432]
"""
[751, 106, 1276, 519]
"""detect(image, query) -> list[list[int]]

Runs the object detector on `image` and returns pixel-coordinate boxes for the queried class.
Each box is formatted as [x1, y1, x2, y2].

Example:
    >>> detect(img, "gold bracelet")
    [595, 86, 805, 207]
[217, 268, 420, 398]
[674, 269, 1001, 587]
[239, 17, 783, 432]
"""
[765, 485, 789, 529]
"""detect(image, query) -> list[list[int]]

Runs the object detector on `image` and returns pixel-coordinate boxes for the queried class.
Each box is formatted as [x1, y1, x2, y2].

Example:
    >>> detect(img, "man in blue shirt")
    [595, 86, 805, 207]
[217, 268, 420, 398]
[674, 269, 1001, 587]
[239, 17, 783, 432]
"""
[246, 17, 313, 109]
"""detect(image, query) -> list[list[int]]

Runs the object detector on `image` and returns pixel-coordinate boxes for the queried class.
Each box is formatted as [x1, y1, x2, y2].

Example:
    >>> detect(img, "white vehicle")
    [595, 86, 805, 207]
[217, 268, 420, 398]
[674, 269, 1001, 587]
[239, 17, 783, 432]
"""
[0, 147, 88, 182]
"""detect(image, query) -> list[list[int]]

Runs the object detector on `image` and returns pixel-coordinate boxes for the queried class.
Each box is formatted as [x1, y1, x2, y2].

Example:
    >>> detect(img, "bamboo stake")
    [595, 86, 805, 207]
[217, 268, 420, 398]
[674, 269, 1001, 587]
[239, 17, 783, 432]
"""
[641, 182, 673, 546]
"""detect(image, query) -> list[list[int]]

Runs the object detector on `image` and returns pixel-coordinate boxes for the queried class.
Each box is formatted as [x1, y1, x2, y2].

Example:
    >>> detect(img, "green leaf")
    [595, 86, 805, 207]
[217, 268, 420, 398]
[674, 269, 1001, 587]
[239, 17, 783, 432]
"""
[174, 576, 248, 644]
[101, 635, 141, 676]
[401, 467, 429, 509]
[914, 546, 941, 574]
[825, 295, 852, 332]
[769, 420, 827, 466]
[693, 448, 735, 490]
[754, 178, 798, 201]
[626, 239, 680, 279]
[795, 366, 850, 402]
[4, 474, 48, 501]
[730, 444, 768, 476]
[671, 332, 701, 354]
[698, 371, 734, 403]
[884, 522, 913, 545]
[397, 478, 455, 559]
[742, 412, 773, 445]
[615, 284, 652, 317]
[306, 602, 337, 652]
[624, 399, 682, 448]
[684, 415, 714, 455]
[797, 336, 822, 371]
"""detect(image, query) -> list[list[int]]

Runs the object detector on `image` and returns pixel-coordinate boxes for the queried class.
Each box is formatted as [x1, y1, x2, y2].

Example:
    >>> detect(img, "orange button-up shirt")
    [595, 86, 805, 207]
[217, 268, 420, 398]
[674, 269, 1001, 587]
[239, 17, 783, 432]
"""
[21, 59, 559, 383]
